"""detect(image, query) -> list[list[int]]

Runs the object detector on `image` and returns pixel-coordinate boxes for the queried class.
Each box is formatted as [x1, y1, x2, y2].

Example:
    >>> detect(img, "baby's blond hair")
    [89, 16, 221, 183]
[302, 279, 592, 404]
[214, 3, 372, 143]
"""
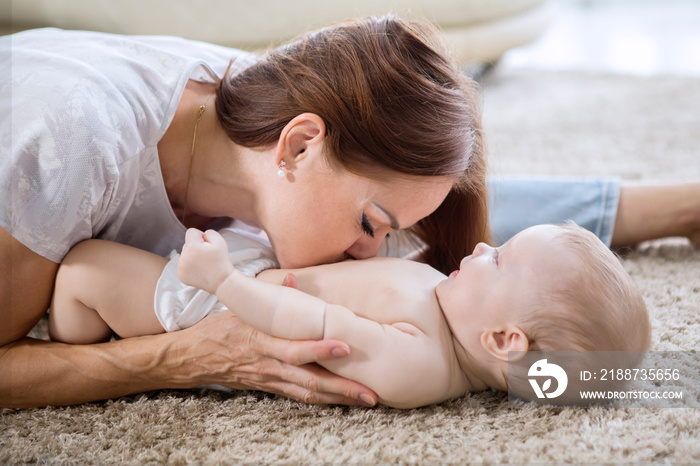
[521, 223, 651, 353]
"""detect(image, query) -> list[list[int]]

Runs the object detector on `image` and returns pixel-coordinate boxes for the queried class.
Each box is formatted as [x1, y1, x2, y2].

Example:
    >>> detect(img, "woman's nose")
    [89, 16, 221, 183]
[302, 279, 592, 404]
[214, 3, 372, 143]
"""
[345, 235, 385, 260]
[471, 242, 493, 258]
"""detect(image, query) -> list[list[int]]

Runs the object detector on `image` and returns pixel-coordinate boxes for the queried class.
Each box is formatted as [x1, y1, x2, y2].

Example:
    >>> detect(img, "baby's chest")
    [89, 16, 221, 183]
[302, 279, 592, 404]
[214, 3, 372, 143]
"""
[355, 284, 435, 325]
[303, 257, 446, 328]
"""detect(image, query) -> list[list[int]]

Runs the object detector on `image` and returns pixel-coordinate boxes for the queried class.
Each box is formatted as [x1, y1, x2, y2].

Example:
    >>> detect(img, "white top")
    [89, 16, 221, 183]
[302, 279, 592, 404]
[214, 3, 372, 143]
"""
[0, 28, 256, 262]
[154, 222, 279, 332]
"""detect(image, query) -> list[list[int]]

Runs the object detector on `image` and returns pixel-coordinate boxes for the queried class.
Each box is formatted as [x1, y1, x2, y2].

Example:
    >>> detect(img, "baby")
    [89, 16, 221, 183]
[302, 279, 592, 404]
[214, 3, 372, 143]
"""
[49, 223, 651, 408]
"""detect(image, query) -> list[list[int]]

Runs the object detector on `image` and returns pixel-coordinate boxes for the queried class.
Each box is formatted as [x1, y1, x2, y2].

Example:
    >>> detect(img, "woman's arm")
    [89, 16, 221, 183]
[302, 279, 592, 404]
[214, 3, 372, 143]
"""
[0, 229, 377, 408]
[2, 314, 376, 408]
[1, 331, 192, 408]
[0, 227, 59, 346]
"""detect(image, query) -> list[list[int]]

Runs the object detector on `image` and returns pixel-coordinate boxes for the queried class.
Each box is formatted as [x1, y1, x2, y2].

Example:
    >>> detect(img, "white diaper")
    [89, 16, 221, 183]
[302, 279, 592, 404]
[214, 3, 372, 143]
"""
[154, 224, 279, 332]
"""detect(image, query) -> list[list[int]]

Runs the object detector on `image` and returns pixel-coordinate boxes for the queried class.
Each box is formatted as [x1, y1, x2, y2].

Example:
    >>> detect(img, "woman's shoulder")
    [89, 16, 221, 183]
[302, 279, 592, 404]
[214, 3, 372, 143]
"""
[10, 28, 256, 83]
[9, 28, 256, 147]
[130, 33, 258, 78]
[7, 30, 188, 159]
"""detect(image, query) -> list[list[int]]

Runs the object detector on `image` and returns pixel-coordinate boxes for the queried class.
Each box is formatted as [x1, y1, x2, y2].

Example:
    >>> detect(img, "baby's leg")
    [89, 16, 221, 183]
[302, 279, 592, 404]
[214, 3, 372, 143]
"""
[49, 240, 168, 344]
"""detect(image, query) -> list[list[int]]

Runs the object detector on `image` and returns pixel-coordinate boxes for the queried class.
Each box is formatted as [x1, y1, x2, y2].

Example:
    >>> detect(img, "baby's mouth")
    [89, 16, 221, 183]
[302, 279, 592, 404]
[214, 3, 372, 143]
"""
[449, 270, 459, 278]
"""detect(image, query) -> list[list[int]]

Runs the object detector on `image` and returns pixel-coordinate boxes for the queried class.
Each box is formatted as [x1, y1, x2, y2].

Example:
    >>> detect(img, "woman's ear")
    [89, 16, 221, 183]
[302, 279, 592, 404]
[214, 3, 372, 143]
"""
[480, 326, 529, 362]
[274, 113, 326, 168]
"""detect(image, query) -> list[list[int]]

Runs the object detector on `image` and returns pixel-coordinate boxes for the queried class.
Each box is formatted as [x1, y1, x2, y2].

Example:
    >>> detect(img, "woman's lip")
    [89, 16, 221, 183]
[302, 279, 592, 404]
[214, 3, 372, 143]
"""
[449, 270, 459, 278]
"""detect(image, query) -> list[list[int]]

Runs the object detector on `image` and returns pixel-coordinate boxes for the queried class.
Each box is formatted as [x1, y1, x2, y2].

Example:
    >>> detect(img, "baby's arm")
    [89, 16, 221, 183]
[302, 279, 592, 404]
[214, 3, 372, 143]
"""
[179, 229, 450, 408]
[178, 229, 326, 340]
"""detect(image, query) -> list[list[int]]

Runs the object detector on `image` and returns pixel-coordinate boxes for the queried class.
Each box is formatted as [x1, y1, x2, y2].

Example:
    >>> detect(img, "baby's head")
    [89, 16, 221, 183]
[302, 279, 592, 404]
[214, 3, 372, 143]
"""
[435, 223, 651, 394]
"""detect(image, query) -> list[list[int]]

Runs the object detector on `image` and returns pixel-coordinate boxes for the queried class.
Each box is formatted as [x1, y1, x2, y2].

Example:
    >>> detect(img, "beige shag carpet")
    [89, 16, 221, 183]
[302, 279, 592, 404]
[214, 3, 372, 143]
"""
[2, 68, 699, 464]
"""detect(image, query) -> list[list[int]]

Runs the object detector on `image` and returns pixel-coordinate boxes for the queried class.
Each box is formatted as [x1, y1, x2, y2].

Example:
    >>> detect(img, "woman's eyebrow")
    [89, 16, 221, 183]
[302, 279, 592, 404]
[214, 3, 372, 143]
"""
[374, 203, 400, 230]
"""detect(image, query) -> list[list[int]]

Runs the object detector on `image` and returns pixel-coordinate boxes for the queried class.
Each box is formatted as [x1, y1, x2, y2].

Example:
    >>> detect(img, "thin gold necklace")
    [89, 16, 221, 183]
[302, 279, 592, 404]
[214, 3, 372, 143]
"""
[181, 94, 212, 225]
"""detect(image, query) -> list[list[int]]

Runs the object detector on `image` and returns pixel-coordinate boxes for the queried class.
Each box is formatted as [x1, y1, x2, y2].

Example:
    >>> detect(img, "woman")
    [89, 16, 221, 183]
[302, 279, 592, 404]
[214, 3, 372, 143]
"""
[1, 17, 697, 408]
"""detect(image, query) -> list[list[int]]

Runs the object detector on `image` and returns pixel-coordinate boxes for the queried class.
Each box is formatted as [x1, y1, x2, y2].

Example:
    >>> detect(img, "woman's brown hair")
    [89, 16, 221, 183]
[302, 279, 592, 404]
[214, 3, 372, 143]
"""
[216, 15, 490, 274]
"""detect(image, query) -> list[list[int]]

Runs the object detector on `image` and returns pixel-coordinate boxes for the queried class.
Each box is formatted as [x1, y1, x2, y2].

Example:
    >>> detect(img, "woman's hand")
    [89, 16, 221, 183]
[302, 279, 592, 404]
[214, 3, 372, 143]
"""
[178, 228, 235, 294]
[176, 311, 377, 407]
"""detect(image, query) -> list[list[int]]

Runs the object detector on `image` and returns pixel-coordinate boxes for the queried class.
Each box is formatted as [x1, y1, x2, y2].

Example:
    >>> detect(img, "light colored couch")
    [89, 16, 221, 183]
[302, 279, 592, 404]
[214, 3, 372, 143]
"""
[5, 0, 553, 64]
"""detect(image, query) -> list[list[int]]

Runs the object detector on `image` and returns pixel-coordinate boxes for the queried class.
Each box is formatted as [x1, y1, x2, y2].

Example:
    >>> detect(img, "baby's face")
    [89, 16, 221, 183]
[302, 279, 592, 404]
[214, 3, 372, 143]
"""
[435, 225, 576, 356]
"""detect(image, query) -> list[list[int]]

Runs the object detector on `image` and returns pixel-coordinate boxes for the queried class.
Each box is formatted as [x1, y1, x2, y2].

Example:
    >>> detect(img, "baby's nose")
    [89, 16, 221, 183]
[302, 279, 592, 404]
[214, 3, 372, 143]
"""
[471, 242, 493, 258]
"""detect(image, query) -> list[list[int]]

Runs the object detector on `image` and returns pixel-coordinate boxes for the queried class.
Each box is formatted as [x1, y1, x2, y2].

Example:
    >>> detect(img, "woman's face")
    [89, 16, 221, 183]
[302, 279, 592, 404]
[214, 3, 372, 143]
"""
[263, 163, 454, 269]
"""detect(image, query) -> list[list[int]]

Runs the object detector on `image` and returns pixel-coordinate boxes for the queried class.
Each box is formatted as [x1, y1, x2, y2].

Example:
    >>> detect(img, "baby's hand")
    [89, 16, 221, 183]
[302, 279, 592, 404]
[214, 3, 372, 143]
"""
[178, 228, 236, 294]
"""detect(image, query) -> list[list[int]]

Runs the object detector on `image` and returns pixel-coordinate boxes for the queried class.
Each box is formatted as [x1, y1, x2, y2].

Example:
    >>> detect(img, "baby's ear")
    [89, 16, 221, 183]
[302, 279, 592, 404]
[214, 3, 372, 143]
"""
[480, 326, 529, 362]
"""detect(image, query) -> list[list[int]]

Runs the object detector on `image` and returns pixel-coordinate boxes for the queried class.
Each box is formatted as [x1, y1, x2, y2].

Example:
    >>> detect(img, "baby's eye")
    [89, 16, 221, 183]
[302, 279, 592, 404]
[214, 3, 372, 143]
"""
[493, 249, 500, 265]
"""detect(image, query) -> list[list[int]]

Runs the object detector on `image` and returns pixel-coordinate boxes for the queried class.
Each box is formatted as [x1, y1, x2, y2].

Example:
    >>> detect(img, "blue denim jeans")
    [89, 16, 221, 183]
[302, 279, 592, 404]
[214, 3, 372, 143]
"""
[488, 176, 621, 246]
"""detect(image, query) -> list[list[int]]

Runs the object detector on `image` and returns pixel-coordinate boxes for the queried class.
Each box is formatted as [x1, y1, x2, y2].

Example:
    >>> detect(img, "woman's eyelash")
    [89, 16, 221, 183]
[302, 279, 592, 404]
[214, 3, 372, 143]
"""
[361, 213, 375, 238]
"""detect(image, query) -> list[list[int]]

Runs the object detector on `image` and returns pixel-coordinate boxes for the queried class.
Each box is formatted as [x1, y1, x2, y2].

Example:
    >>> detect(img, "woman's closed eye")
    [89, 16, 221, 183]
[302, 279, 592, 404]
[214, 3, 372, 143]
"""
[360, 212, 375, 238]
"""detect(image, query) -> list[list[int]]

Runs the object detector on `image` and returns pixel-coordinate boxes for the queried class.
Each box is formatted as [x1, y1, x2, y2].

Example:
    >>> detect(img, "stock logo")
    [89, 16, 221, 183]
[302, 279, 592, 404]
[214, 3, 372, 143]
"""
[528, 359, 568, 399]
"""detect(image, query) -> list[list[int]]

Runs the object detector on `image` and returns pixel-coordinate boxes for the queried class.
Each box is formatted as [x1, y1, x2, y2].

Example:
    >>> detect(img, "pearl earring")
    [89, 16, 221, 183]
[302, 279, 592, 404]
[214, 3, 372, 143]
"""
[277, 160, 287, 178]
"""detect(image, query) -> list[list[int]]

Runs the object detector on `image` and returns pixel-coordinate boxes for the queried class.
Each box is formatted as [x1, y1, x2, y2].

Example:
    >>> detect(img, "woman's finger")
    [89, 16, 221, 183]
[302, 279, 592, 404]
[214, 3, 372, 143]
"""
[265, 334, 350, 366]
[260, 335, 377, 406]
[279, 361, 377, 406]
[264, 378, 375, 407]
[251, 358, 376, 406]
